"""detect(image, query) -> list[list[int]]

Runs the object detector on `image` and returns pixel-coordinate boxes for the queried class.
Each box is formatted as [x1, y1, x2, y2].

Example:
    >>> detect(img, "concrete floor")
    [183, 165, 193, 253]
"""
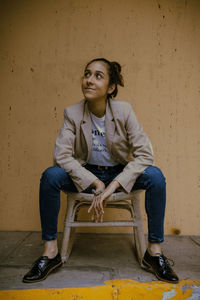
[0, 231, 199, 290]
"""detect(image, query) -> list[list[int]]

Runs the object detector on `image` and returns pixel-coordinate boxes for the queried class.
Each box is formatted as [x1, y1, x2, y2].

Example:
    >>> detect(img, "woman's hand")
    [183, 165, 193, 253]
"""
[88, 180, 120, 222]
[88, 179, 105, 222]
[92, 178, 105, 193]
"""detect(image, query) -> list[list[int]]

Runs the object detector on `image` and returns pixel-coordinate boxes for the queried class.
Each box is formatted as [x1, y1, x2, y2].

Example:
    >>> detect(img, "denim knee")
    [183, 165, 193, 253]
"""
[143, 166, 166, 188]
[40, 166, 67, 187]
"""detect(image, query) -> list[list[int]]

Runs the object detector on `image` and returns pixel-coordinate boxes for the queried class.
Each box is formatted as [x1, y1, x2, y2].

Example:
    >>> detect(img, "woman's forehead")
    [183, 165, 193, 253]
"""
[85, 61, 108, 74]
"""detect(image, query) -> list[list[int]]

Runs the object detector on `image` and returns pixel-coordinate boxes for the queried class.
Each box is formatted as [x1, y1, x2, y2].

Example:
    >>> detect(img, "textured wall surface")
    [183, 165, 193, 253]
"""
[0, 0, 199, 235]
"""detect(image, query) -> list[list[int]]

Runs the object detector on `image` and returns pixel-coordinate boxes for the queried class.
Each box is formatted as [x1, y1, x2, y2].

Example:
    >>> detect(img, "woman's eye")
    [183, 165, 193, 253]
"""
[84, 72, 90, 78]
[96, 73, 102, 79]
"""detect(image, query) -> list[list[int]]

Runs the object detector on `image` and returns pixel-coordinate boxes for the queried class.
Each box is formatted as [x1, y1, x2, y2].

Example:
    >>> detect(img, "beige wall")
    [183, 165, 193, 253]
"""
[0, 0, 200, 235]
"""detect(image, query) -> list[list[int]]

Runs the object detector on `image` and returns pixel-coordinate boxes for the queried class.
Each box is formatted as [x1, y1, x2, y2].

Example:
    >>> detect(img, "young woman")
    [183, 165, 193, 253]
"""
[23, 58, 179, 284]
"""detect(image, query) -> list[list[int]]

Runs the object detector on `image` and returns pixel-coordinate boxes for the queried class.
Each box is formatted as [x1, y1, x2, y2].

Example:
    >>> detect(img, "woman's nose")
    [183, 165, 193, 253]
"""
[86, 75, 94, 85]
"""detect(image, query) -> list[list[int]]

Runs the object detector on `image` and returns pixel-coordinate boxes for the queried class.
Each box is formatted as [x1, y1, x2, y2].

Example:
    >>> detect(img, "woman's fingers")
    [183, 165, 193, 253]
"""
[88, 193, 100, 213]
[103, 199, 107, 208]
[99, 199, 104, 214]
[88, 199, 95, 213]
[100, 212, 104, 223]
[88, 193, 107, 223]
[96, 196, 105, 222]
[93, 196, 101, 222]
[95, 195, 104, 214]
[88, 196, 99, 222]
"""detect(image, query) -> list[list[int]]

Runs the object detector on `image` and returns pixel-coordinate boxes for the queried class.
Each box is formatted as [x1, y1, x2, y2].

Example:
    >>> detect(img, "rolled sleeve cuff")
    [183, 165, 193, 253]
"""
[68, 168, 98, 192]
[114, 174, 135, 193]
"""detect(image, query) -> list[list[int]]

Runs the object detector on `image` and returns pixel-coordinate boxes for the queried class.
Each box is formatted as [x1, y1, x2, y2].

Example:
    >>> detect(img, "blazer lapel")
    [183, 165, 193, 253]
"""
[105, 99, 116, 154]
[80, 101, 92, 161]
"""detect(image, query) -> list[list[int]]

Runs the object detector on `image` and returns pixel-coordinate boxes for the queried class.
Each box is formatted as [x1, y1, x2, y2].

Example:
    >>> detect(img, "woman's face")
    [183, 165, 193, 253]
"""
[82, 61, 114, 102]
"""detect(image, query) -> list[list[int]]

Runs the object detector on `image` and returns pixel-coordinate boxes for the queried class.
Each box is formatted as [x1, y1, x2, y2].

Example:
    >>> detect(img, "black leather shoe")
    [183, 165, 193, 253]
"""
[23, 253, 62, 283]
[142, 250, 179, 283]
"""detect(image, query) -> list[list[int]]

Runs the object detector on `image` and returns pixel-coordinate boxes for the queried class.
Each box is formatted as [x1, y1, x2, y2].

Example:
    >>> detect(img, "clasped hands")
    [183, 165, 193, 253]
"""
[88, 179, 120, 223]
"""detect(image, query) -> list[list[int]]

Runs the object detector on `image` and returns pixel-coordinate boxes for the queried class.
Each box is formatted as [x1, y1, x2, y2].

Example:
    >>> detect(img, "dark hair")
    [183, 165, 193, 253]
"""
[85, 58, 124, 98]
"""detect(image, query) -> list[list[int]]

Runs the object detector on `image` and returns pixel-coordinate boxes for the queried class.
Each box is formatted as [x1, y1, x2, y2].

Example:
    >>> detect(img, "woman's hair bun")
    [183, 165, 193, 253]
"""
[110, 61, 124, 88]
[111, 61, 122, 74]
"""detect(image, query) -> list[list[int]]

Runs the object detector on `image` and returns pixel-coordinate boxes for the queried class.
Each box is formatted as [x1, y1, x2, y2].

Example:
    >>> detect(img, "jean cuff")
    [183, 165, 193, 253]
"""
[42, 233, 57, 241]
[148, 238, 164, 243]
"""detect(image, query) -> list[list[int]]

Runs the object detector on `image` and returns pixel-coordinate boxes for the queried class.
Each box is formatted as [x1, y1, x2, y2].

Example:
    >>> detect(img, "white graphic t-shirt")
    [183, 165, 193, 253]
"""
[87, 112, 118, 166]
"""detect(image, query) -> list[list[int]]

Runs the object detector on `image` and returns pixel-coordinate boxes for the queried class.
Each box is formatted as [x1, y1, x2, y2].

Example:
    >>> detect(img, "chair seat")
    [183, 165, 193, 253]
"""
[61, 190, 146, 265]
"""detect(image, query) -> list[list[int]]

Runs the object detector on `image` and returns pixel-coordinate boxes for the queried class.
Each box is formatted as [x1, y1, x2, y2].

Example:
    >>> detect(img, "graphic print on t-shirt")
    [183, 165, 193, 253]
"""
[92, 128, 106, 152]
[87, 113, 118, 166]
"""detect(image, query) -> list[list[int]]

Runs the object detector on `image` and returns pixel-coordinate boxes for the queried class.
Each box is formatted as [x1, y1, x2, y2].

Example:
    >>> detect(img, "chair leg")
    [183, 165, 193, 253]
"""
[132, 192, 146, 265]
[61, 197, 75, 263]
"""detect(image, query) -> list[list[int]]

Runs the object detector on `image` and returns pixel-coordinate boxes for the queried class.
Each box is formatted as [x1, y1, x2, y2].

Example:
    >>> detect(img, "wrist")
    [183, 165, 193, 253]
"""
[101, 181, 120, 198]
[92, 179, 105, 190]
[111, 180, 120, 189]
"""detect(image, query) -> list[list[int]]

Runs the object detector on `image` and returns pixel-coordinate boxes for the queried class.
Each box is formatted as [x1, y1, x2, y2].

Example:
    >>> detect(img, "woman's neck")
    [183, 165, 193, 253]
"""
[87, 99, 107, 118]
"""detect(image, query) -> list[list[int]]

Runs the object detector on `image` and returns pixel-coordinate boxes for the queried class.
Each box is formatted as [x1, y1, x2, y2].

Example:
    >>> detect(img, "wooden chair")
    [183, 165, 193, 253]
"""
[61, 190, 146, 265]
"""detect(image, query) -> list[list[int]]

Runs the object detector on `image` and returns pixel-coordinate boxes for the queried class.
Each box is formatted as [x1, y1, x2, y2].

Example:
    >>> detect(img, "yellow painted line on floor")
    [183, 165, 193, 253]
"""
[0, 279, 200, 300]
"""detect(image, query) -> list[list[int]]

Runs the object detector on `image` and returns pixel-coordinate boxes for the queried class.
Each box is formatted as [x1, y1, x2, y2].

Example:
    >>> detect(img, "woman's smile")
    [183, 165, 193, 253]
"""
[84, 87, 95, 91]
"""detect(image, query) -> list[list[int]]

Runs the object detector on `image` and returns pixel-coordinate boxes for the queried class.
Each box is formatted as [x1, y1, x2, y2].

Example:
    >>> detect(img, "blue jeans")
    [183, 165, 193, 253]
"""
[39, 165, 166, 243]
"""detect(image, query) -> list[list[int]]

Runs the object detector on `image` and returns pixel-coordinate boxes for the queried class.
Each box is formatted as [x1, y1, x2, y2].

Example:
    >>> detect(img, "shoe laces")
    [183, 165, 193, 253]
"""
[31, 256, 47, 271]
[160, 254, 175, 268]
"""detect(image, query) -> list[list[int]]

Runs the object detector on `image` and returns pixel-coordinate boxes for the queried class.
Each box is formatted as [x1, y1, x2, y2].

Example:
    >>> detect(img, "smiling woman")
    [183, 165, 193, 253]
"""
[82, 61, 112, 107]
[83, 58, 124, 100]
[81, 59, 124, 118]
[23, 58, 179, 285]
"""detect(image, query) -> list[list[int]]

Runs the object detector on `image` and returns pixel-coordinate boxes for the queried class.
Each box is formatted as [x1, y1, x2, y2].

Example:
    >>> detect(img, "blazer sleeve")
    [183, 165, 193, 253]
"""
[114, 104, 154, 193]
[54, 109, 97, 192]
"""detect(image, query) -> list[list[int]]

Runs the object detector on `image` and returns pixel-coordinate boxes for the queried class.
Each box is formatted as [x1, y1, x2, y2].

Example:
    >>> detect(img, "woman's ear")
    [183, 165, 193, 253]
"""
[108, 84, 115, 95]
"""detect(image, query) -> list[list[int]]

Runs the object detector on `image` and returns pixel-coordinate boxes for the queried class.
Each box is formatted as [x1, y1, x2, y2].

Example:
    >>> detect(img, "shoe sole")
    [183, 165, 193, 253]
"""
[142, 259, 179, 284]
[23, 261, 62, 283]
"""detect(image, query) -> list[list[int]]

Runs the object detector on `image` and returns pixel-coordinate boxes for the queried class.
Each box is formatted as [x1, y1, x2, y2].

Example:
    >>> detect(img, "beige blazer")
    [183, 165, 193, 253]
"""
[54, 99, 154, 193]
